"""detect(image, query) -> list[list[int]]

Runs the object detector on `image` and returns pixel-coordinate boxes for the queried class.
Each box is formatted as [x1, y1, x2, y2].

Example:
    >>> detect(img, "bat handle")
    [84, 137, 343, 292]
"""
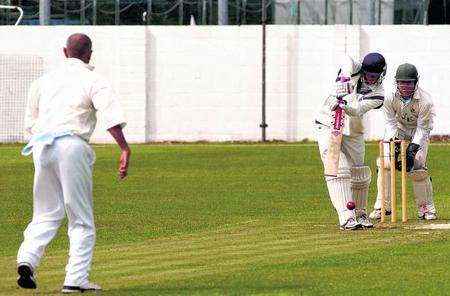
[332, 107, 343, 130]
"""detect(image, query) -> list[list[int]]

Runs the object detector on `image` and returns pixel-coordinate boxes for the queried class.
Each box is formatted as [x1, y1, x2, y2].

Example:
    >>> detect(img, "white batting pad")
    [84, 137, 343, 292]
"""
[408, 170, 436, 216]
[351, 166, 371, 217]
[373, 167, 391, 211]
[408, 169, 429, 181]
[325, 167, 354, 225]
[375, 154, 392, 169]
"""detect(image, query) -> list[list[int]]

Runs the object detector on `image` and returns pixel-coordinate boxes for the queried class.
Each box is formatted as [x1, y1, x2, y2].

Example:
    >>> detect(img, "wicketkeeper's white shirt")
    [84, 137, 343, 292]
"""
[383, 86, 435, 145]
[24, 58, 126, 141]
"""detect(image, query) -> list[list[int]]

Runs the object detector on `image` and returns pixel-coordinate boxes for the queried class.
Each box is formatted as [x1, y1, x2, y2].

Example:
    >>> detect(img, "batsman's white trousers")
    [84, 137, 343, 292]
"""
[316, 124, 365, 167]
[17, 135, 96, 286]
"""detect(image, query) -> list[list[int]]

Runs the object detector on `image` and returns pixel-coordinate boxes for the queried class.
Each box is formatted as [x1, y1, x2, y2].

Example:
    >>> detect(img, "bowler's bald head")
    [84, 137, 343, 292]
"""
[64, 33, 92, 63]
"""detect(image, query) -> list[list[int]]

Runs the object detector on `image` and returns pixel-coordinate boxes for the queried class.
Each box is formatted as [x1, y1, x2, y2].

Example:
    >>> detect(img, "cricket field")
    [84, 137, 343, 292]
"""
[1, 143, 449, 295]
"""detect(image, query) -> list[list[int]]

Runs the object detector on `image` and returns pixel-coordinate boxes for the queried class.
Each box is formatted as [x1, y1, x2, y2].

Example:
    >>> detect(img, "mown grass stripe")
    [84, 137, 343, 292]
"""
[2, 227, 442, 284]
[99, 235, 429, 287]
[1, 227, 447, 294]
[99, 232, 440, 277]
[0, 227, 381, 274]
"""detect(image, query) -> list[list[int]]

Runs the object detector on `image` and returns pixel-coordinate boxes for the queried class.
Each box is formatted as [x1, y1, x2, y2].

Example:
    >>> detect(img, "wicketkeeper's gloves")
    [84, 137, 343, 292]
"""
[406, 143, 420, 172]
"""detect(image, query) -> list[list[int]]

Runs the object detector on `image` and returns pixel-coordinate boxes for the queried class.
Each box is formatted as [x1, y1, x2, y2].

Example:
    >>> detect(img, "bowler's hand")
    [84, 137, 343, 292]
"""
[107, 124, 131, 180]
[118, 148, 130, 179]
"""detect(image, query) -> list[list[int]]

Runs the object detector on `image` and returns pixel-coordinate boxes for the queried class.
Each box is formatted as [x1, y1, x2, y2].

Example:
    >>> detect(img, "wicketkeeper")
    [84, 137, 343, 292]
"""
[316, 53, 386, 230]
[369, 63, 437, 220]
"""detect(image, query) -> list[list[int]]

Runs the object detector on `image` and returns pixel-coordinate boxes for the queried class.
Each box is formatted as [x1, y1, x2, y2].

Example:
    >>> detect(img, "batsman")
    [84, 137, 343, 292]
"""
[316, 53, 386, 230]
[369, 63, 438, 220]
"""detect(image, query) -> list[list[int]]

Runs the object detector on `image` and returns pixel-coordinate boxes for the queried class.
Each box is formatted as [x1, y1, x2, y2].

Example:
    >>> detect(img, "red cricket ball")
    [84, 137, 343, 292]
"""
[346, 200, 356, 210]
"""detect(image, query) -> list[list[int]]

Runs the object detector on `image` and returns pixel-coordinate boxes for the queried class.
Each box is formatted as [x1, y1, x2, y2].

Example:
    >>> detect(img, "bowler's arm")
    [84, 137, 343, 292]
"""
[91, 77, 130, 179]
[108, 125, 130, 180]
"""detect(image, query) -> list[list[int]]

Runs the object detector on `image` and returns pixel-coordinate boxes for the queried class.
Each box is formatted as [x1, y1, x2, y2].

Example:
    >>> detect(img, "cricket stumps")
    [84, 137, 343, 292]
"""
[379, 140, 407, 223]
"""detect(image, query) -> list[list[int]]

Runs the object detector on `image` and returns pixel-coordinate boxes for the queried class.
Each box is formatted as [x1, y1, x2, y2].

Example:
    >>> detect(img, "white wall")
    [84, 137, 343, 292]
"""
[264, 25, 360, 141]
[0, 25, 449, 143]
[0, 26, 147, 143]
[360, 25, 450, 138]
[146, 26, 263, 141]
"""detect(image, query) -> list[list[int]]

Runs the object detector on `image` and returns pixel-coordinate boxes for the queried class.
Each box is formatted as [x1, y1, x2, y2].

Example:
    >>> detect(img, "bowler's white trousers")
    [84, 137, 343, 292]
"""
[17, 135, 96, 286]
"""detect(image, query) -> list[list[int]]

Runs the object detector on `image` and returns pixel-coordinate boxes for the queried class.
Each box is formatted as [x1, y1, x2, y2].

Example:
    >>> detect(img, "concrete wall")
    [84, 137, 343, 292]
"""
[146, 26, 262, 141]
[360, 25, 450, 137]
[0, 25, 449, 143]
[0, 26, 147, 143]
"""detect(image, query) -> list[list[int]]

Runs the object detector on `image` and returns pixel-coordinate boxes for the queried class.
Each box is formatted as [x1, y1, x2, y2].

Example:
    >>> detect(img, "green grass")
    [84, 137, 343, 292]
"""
[0, 143, 449, 295]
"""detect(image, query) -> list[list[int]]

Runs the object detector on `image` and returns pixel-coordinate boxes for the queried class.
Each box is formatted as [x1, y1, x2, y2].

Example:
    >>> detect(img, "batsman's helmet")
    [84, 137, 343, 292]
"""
[361, 52, 386, 85]
[395, 63, 418, 81]
[361, 52, 386, 75]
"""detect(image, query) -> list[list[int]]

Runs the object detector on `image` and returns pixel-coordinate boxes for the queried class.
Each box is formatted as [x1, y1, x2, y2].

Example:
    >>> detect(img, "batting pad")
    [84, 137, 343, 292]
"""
[351, 166, 371, 217]
[409, 170, 436, 216]
[374, 167, 392, 211]
[325, 167, 354, 225]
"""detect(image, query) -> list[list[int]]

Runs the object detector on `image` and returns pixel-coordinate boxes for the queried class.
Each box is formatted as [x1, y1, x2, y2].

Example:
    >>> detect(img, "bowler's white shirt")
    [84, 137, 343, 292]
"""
[24, 58, 126, 141]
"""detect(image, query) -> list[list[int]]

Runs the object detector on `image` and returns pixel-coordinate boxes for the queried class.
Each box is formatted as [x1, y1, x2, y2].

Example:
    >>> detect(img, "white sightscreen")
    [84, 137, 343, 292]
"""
[0, 55, 43, 143]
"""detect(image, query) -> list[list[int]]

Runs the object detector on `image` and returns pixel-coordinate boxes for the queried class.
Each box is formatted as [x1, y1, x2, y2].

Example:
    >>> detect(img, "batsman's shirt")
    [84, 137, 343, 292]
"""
[24, 58, 126, 141]
[383, 86, 435, 145]
[316, 55, 384, 137]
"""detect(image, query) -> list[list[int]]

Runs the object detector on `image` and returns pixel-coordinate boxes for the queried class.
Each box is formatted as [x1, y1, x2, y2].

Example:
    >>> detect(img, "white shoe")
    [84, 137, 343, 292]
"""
[62, 282, 102, 293]
[369, 208, 392, 220]
[421, 212, 437, 220]
[340, 218, 362, 230]
[357, 214, 374, 228]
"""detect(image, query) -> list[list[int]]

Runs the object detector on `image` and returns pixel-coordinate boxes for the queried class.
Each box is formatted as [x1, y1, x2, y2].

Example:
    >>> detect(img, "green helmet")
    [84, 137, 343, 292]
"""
[395, 63, 418, 81]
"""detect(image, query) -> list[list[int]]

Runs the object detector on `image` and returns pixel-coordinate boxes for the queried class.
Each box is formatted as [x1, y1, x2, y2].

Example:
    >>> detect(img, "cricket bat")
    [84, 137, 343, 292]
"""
[324, 100, 345, 177]
[324, 98, 344, 177]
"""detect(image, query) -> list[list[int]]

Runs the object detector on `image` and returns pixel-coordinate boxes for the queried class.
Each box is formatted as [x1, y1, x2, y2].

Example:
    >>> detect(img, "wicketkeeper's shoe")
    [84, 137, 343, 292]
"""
[17, 263, 37, 289]
[340, 218, 362, 230]
[357, 214, 374, 228]
[420, 212, 437, 220]
[368, 208, 392, 220]
[62, 282, 102, 293]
